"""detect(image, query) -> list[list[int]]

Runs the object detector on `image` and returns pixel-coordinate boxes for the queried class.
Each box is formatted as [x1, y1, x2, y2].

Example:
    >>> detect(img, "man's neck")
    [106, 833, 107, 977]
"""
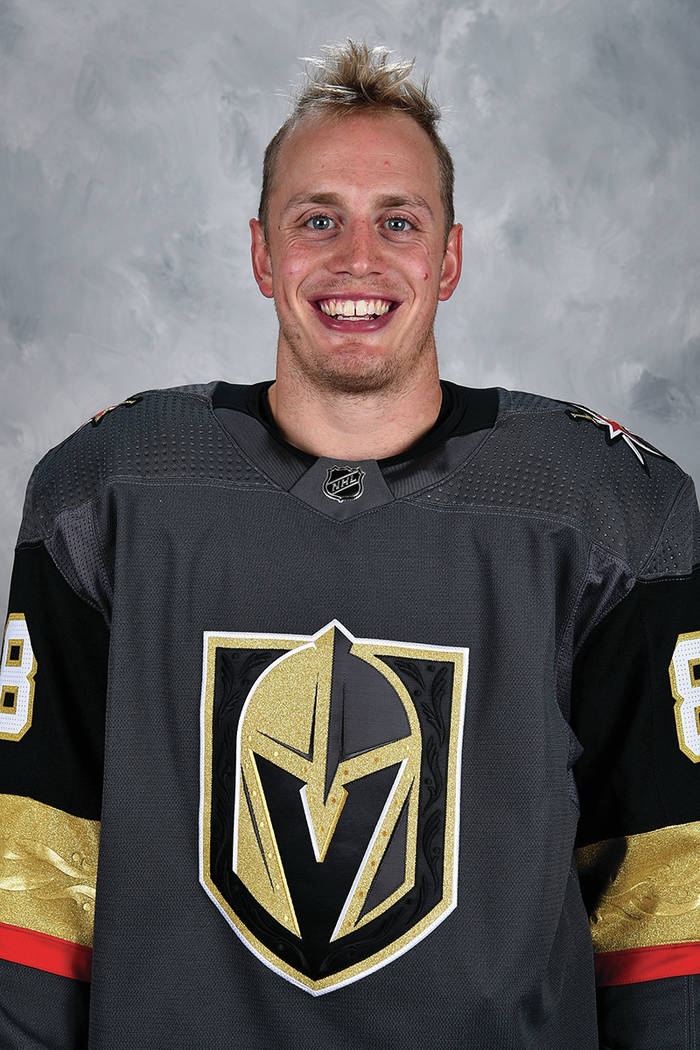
[267, 370, 444, 461]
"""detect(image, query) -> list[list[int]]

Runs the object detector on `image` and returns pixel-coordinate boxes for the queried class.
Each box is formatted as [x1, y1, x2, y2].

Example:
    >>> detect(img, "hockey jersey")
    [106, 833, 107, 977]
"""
[0, 380, 699, 1048]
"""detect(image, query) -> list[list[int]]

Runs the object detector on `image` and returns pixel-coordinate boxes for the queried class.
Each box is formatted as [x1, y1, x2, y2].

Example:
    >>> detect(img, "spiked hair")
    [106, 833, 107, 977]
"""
[258, 41, 455, 240]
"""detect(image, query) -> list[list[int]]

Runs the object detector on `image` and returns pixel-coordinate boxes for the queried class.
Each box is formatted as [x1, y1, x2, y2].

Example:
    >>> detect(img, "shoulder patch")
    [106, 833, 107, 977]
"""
[566, 403, 669, 474]
[89, 395, 143, 427]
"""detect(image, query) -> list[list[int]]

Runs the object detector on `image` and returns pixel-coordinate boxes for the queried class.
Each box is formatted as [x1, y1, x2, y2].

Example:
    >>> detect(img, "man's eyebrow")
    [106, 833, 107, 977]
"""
[282, 192, 344, 213]
[375, 194, 434, 217]
[281, 191, 435, 217]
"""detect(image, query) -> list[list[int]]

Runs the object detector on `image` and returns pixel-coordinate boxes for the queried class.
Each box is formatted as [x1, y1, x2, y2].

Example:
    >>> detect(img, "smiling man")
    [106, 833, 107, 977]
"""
[250, 105, 461, 459]
[1, 41, 700, 1050]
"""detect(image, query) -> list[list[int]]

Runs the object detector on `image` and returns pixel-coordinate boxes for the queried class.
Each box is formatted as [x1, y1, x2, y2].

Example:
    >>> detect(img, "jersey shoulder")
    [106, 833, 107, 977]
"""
[428, 386, 697, 576]
[500, 387, 679, 482]
[18, 382, 269, 545]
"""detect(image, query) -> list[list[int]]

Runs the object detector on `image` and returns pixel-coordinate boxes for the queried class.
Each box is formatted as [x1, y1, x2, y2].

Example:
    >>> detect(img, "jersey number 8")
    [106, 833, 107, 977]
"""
[669, 631, 700, 763]
[0, 613, 37, 742]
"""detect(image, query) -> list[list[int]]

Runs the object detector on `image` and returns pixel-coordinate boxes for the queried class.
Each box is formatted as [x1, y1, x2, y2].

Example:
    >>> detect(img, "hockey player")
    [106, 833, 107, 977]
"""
[1, 40, 699, 1049]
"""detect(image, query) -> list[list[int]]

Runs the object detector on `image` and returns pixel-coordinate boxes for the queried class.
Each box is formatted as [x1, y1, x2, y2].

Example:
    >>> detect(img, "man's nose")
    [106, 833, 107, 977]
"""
[331, 221, 381, 277]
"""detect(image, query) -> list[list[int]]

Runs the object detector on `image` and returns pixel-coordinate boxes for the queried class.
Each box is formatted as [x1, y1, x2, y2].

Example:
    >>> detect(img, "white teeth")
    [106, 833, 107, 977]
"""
[317, 298, 393, 318]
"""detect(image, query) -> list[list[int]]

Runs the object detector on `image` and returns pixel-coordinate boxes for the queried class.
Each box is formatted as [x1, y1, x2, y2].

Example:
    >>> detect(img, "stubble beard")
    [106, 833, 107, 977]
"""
[277, 310, 439, 397]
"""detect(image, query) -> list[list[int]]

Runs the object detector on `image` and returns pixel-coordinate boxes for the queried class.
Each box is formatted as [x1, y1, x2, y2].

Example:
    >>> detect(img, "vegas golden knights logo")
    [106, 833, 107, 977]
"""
[199, 621, 468, 994]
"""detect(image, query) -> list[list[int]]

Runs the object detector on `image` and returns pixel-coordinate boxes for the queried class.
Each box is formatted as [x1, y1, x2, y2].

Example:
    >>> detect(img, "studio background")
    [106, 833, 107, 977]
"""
[1, 0, 699, 603]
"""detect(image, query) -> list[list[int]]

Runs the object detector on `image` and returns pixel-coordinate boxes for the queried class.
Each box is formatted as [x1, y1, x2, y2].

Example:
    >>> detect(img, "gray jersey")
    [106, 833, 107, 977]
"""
[1, 381, 699, 1048]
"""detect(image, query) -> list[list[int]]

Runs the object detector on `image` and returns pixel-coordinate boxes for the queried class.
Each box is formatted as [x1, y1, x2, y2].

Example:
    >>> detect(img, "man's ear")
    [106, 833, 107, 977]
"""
[438, 223, 463, 301]
[250, 218, 274, 299]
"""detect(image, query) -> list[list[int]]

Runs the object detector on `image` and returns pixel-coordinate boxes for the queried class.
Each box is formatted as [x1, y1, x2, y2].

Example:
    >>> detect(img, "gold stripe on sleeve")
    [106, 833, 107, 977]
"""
[0, 793, 100, 947]
[576, 820, 700, 954]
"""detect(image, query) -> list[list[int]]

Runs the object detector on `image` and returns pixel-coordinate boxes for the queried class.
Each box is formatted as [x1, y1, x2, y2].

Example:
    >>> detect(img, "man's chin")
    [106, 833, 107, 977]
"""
[281, 323, 436, 397]
[285, 339, 398, 395]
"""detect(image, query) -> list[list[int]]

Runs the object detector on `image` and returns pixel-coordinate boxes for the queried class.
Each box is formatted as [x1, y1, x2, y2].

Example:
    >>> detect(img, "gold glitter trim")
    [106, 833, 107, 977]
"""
[201, 620, 468, 993]
[5, 638, 23, 668]
[1, 685, 18, 716]
[0, 794, 100, 947]
[576, 820, 700, 954]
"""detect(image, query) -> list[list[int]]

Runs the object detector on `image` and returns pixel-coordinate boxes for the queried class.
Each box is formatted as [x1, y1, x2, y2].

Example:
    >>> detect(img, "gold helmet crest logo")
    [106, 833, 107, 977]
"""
[200, 620, 468, 994]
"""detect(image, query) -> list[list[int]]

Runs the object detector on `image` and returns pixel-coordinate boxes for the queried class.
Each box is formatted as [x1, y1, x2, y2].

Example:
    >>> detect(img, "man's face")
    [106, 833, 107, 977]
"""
[250, 110, 462, 395]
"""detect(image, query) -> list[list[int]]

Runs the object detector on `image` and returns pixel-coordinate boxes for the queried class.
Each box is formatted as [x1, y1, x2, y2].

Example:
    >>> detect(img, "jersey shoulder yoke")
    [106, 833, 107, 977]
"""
[18, 383, 271, 544]
[418, 386, 696, 575]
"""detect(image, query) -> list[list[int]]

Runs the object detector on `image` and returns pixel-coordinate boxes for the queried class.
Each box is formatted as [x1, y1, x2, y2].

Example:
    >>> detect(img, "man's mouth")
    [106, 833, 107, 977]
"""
[315, 297, 396, 321]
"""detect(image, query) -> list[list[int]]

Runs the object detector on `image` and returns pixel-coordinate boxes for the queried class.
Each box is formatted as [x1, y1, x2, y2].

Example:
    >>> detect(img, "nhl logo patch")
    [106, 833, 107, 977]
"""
[322, 465, 365, 502]
[199, 620, 468, 994]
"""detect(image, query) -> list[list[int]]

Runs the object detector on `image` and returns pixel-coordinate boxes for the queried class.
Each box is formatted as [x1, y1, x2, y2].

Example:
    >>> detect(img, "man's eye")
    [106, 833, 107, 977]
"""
[306, 215, 335, 230]
[384, 217, 413, 232]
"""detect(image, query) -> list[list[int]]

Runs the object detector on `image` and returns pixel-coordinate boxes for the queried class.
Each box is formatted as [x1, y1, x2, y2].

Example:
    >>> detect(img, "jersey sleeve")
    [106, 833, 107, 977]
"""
[0, 472, 109, 1048]
[572, 475, 700, 1046]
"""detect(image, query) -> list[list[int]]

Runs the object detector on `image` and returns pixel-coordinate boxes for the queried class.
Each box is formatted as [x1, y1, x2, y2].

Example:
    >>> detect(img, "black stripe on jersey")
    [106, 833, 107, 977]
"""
[597, 974, 700, 1045]
[0, 956, 90, 1046]
[572, 564, 700, 848]
[0, 542, 107, 821]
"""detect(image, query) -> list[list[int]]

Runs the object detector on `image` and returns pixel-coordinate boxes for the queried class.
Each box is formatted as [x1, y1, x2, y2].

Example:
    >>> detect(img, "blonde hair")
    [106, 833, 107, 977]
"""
[258, 41, 454, 239]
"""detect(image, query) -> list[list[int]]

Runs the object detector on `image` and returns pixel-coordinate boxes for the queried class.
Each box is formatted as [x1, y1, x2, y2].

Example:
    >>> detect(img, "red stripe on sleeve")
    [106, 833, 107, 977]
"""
[0, 920, 92, 982]
[596, 941, 700, 987]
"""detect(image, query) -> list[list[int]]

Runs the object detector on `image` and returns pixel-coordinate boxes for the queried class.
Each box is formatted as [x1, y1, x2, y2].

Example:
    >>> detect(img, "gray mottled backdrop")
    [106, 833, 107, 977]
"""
[2, 0, 700, 603]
